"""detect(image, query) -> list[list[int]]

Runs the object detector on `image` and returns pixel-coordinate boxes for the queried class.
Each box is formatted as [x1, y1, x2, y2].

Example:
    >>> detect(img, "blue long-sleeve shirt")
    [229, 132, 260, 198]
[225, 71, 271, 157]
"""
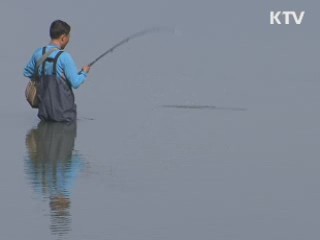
[24, 44, 88, 89]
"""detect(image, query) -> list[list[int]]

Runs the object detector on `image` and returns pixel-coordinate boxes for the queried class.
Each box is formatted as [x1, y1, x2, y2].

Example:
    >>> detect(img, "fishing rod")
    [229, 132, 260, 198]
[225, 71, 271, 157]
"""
[87, 27, 174, 67]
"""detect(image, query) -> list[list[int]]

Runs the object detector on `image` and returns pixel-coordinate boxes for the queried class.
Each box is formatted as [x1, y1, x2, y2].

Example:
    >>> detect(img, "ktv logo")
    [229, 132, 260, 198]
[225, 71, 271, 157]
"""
[270, 11, 305, 25]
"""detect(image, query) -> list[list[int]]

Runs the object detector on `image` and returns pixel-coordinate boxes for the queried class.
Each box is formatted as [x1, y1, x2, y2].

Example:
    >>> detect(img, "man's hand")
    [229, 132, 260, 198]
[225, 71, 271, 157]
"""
[82, 65, 91, 73]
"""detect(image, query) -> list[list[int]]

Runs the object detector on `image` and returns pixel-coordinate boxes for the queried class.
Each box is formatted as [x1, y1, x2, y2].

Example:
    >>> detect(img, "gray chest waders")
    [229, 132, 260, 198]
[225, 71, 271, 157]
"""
[37, 47, 76, 122]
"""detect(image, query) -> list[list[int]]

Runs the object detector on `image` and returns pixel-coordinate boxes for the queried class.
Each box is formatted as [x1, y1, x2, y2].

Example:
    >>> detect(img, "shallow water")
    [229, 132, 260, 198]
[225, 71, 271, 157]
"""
[1, 0, 320, 239]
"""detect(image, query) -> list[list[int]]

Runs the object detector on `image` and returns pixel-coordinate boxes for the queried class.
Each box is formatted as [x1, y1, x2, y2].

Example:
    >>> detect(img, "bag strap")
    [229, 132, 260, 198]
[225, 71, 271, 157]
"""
[36, 47, 58, 71]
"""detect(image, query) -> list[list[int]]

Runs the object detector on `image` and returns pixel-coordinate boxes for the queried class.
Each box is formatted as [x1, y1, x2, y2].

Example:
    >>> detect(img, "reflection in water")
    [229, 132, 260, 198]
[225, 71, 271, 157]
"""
[25, 121, 84, 238]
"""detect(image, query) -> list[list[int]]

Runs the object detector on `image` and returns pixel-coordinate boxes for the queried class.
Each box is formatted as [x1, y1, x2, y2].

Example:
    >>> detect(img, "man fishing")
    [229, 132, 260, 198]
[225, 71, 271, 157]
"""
[24, 20, 90, 122]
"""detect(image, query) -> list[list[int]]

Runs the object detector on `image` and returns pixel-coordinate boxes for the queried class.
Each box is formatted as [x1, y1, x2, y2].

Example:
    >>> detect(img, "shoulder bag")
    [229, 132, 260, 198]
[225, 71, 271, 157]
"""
[25, 48, 58, 108]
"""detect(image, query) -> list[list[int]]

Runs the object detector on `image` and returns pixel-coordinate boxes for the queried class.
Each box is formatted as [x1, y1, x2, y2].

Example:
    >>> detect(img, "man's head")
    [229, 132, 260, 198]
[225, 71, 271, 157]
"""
[50, 20, 71, 49]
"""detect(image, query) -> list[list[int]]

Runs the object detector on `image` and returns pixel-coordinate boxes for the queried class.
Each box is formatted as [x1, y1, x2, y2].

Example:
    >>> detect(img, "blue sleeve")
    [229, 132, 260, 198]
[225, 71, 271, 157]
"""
[23, 54, 37, 79]
[60, 52, 88, 89]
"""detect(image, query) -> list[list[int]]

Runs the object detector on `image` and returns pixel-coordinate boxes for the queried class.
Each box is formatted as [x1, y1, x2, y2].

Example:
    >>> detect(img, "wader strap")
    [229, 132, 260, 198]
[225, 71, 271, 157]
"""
[38, 47, 59, 76]
[38, 49, 72, 90]
[52, 51, 64, 75]
[52, 50, 72, 90]
[35, 47, 58, 76]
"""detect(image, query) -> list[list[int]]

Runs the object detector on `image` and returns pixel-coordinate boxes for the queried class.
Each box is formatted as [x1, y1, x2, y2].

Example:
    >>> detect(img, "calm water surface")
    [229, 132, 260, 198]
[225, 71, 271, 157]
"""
[1, 0, 320, 239]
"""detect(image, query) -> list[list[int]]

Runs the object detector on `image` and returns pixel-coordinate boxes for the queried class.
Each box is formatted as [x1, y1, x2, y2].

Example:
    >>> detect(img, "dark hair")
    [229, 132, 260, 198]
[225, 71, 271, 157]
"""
[50, 20, 71, 39]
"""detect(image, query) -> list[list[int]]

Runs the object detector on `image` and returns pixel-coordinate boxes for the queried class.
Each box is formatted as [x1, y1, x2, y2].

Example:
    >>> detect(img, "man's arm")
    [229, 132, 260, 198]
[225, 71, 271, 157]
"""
[23, 54, 37, 79]
[60, 52, 90, 89]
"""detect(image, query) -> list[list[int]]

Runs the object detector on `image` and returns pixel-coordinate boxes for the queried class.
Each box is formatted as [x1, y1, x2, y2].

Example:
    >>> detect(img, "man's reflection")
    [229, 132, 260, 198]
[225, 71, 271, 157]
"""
[25, 121, 84, 237]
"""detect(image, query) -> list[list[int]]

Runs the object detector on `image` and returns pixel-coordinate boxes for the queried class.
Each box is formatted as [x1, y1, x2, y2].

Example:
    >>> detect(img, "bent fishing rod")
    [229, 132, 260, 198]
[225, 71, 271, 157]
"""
[87, 27, 174, 67]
